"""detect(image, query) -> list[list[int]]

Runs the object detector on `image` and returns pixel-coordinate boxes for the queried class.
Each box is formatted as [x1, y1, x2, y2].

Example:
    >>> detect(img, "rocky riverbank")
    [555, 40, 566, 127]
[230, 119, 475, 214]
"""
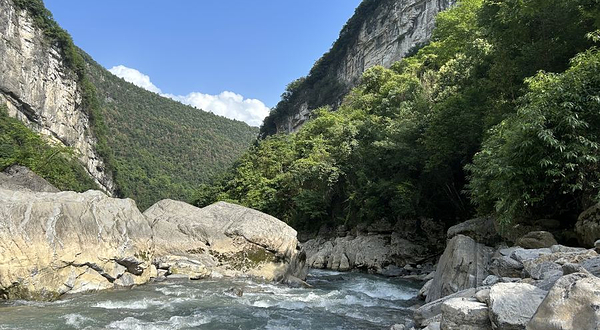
[389, 215, 600, 330]
[0, 166, 307, 301]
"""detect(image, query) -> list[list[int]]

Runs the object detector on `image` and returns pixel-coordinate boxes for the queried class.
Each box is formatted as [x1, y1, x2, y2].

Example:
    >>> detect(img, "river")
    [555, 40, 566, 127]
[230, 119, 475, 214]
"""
[0, 269, 421, 329]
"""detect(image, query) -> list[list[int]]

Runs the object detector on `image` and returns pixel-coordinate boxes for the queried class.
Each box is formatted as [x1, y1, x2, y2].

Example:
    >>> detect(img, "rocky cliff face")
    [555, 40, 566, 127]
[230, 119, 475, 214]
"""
[337, 0, 452, 85]
[0, 0, 114, 193]
[267, 0, 454, 135]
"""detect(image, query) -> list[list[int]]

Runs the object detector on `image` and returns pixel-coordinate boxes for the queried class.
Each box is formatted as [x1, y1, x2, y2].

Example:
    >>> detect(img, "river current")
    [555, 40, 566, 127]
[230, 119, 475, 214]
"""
[0, 269, 421, 329]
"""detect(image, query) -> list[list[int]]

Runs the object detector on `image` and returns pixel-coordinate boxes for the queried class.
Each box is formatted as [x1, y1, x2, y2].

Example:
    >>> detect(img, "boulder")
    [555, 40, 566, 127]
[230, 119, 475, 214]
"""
[0, 164, 59, 192]
[488, 283, 546, 330]
[528, 272, 600, 330]
[510, 248, 552, 263]
[145, 200, 307, 282]
[426, 235, 493, 302]
[575, 203, 600, 247]
[0, 188, 154, 300]
[440, 297, 492, 330]
[414, 287, 487, 327]
[489, 256, 524, 278]
[581, 256, 600, 276]
[527, 261, 562, 280]
[516, 231, 557, 249]
[447, 217, 501, 246]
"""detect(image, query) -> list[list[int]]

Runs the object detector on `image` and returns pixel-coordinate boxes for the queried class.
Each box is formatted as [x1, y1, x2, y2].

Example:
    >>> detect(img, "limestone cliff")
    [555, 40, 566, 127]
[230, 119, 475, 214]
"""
[261, 0, 454, 136]
[0, 0, 114, 193]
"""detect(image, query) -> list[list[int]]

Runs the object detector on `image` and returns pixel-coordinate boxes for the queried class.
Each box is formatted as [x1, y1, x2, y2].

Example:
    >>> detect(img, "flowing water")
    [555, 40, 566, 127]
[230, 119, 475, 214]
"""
[0, 270, 421, 329]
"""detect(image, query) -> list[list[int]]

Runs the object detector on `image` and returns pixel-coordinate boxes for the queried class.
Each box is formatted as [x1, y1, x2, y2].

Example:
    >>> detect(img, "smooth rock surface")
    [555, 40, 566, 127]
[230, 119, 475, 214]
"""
[0, 188, 154, 300]
[527, 272, 600, 330]
[488, 283, 546, 330]
[426, 235, 493, 302]
[440, 297, 491, 330]
[0, 165, 58, 192]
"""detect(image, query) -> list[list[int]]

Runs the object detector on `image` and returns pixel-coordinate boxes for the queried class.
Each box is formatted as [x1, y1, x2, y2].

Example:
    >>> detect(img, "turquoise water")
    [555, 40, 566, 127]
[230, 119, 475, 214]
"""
[0, 270, 421, 329]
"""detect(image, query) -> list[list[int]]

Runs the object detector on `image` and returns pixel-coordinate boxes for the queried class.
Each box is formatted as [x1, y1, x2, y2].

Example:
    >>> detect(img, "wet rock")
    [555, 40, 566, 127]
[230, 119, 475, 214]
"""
[516, 231, 557, 249]
[414, 287, 485, 327]
[225, 287, 244, 297]
[528, 272, 600, 330]
[419, 279, 433, 300]
[441, 297, 491, 330]
[426, 235, 493, 302]
[488, 283, 546, 330]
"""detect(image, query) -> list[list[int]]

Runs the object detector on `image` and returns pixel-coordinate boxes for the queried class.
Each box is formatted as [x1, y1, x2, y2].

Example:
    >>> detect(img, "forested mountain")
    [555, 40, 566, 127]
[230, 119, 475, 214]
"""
[83, 54, 258, 210]
[0, 0, 258, 210]
[205, 0, 600, 234]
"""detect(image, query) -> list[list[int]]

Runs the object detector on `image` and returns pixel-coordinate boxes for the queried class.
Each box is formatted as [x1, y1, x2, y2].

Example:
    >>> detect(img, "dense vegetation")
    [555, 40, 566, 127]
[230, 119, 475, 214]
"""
[259, 0, 387, 137]
[12, 0, 259, 210]
[204, 0, 600, 233]
[0, 105, 98, 191]
[84, 55, 258, 210]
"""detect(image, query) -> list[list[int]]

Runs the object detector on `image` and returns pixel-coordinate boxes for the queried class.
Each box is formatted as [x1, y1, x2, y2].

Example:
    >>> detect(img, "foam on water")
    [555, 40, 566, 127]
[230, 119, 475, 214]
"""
[62, 313, 94, 327]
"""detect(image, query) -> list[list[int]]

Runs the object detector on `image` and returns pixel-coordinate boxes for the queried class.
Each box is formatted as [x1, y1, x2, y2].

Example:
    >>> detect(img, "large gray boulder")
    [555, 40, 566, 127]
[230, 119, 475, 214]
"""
[516, 231, 557, 249]
[415, 287, 488, 328]
[145, 200, 307, 282]
[447, 217, 500, 246]
[0, 188, 155, 300]
[576, 203, 600, 247]
[527, 272, 600, 330]
[426, 235, 493, 302]
[440, 297, 492, 330]
[488, 283, 546, 330]
[0, 165, 59, 192]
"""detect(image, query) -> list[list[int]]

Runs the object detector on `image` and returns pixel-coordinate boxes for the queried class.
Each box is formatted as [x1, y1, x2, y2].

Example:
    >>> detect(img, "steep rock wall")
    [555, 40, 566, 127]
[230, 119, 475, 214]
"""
[267, 0, 453, 135]
[0, 0, 114, 193]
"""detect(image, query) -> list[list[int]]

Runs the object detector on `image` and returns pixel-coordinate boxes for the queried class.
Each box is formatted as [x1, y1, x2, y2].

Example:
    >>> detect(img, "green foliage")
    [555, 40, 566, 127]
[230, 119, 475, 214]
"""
[83, 54, 258, 210]
[468, 48, 600, 223]
[215, 0, 600, 231]
[0, 106, 98, 191]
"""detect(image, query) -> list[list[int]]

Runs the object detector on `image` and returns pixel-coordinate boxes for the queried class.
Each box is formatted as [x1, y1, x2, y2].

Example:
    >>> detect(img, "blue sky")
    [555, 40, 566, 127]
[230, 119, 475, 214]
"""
[44, 0, 362, 126]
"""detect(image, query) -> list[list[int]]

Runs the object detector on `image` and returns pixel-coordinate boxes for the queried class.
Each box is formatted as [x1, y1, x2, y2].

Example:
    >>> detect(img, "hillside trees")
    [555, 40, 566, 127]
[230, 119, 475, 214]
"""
[209, 0, 600, 231]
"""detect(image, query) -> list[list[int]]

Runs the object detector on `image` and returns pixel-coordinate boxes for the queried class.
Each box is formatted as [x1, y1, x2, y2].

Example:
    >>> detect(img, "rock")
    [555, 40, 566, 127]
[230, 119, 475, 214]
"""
[475, 288, 490, 304]
[304, 231, 431, 273]
[527, 261, 563, 280]
[382, 265, 404, 277]
[498, 247, 521, 257]
[575, 203, 600, 247]
[419, 279, 433, 300]
[447, 217, 501, 246]
[483, 275, 501, 286]
[0, 165, 59, 192]
[414, 287, 486, 327]
[516, 231, 558, 249]
[550, 244, 586, 253]
[0, 188, 153, 300]
[530, 272, 563, 291]
[441, 297, 492, 330]
[488, 283, 546, 330]
[225, 287, 244, 297]
[425, 322, 441, 330]
[489, 256, 524, 278]
[510, 248, 552, 263]
[581, 256, 600, 276]
[426, 235, 493, 302]
[390, 324, 405, 330]
[528, 272, 600, 330]
[561, 263, 587, 275]
[596, 239, 600, 251]
[145, 200, 307, 282]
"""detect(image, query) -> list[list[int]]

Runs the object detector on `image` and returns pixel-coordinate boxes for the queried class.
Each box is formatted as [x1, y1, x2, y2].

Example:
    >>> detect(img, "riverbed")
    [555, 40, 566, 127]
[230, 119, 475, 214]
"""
[0, 269, 421, 329]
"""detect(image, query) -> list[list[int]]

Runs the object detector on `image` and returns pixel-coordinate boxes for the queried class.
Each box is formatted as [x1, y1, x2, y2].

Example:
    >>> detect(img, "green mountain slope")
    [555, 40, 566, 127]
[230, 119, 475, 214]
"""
[83, 53, 258, 210]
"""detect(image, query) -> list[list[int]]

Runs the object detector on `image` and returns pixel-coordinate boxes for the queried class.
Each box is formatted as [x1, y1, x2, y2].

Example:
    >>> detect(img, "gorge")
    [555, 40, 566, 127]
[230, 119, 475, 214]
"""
[2, 0, 600, 329]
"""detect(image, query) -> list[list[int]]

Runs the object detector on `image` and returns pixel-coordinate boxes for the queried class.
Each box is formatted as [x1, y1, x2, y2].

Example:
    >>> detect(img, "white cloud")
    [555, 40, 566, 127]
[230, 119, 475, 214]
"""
[108, 65, 269, 127]
[108, 65, 162, 94]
